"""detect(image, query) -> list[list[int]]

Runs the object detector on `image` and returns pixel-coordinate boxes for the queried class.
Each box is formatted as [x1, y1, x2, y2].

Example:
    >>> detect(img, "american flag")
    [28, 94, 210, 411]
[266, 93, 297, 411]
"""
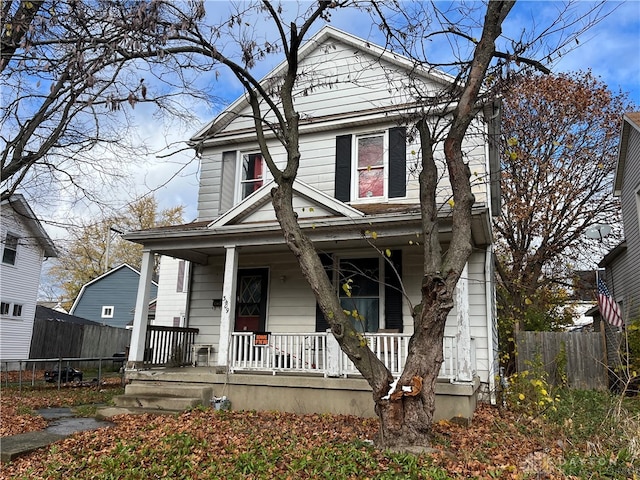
[597, 278, 624, 328]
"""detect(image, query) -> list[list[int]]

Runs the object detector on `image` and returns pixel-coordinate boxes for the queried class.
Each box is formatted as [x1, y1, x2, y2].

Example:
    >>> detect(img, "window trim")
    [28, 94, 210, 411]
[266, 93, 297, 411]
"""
[2, 232, 19, 266]
[351, 131, 388, 202]
[235, 151, 267, 203]
[101, 306, 114, 318]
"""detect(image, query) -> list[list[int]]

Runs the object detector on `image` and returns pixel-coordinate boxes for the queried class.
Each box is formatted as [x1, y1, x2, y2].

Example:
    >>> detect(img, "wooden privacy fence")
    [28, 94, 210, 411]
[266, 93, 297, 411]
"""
[29, 318, 131, 368]
[516, 331, 611, 390]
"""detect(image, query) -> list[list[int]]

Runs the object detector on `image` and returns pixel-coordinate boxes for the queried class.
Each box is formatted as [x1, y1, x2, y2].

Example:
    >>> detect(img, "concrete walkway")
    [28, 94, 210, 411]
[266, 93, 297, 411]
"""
[1, 407, 113, 464]
[1, 431, 67, 463]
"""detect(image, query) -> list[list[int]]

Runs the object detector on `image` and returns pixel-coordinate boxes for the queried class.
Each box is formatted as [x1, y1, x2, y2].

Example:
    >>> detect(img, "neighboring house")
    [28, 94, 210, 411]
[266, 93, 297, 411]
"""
[70, 264, 158, 329]
[123, 26, 500, 420]
[599, 112, 640, 327]
[37, 301, 68, 313]
[0, 194, 57, 364]
[596, 112, 640, 385]
[35, 305, 101, 326]
[152, 256, 190, 328]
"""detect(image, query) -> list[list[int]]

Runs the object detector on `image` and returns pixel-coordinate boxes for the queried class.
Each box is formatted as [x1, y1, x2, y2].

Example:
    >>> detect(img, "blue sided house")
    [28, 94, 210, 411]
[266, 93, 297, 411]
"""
[70, 264, 158, 329]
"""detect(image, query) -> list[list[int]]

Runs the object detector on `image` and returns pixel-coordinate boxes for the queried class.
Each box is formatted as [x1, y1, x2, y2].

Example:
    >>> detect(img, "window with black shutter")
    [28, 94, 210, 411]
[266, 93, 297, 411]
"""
[334, 127, 406, 202]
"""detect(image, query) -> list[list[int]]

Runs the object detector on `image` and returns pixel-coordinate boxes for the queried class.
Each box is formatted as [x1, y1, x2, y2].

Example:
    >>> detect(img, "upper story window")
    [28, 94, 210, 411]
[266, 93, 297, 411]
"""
[240, 153, 264, 200]
[356, 134, 386, 199]
[2, 233, 19, 265]
[0, 302, 9, 315]
[335, 127, 406, 203]
[102, 306, 114, 318]
[12, 304, 22, 317]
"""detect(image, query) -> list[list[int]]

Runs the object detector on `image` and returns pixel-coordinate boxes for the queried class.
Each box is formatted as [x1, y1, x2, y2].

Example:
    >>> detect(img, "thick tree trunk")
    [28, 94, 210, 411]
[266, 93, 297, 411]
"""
[261, 1, 513, 451]
[374, 274, 454, 448]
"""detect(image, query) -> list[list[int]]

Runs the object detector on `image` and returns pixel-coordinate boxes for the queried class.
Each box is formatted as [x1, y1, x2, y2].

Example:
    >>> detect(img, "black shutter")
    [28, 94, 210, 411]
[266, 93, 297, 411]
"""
[388, 127, 407, 198]
[315, 253, 334, 332]
[335, 135, 352, 202]
[384, 250, 403, 332]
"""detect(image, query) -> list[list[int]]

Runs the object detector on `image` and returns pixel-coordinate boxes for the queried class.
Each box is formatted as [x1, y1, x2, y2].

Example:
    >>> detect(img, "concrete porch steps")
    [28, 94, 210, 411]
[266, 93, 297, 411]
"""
[100, 381, 214, 417]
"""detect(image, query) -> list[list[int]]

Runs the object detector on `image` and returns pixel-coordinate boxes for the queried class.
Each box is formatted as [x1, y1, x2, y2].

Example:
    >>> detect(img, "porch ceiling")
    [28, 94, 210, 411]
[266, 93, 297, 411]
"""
[124, 206, 492, 264]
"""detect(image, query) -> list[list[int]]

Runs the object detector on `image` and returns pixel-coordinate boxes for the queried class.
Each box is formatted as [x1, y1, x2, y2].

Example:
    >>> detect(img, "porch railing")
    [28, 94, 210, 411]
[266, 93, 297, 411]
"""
[144, 325, 199, 366]
[229, 332, 475, 382]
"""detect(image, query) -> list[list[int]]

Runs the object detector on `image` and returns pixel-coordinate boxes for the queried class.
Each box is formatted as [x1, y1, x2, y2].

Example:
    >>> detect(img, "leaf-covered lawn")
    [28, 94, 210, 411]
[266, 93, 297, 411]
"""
[0, 380, 124, 437]
[1, 386, 638, 479]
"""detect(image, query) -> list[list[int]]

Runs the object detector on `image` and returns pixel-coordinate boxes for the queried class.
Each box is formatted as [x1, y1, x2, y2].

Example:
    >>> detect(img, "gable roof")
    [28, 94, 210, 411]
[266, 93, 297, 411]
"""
[69, 263, 158, 313]
[0, 194, 57, 258]
[209, 179, 365, 228]
[614, 111, 640, 196]
[190, 25, 456, 144]
[35, 305, 101, 326]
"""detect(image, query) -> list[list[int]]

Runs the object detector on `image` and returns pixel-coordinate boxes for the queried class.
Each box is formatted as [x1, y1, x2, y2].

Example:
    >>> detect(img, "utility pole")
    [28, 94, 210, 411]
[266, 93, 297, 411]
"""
[104, 226, 124, 273]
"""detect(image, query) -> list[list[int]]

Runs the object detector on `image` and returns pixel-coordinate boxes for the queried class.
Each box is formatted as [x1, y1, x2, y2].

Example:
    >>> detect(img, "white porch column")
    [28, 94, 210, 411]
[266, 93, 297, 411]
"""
[456, 263, 473, 382]
[217, 246, 238, 367]
[325, 329, 342, 377]
[127, 249, 154, 369]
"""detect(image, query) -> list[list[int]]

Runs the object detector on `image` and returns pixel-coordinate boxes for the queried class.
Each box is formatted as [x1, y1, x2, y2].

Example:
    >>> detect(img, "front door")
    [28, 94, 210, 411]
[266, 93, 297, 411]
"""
[234, 268, 268, 332]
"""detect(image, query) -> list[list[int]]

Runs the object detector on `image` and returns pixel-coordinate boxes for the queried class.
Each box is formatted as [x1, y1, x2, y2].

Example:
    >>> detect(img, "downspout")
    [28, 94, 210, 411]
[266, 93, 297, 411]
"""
[485, 245, 497, 405]
[184, 260, 193, 328]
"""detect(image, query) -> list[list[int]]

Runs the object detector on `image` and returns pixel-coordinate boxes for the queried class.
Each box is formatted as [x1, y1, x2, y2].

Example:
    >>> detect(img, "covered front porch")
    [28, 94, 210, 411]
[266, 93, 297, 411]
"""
[141, 327, 476, 382]
[122, 187, 495, 418]
[124, 327, 481, 421]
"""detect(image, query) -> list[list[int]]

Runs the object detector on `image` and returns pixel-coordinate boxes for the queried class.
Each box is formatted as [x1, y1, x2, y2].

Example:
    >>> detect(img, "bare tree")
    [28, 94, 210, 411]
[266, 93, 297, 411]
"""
[4, 0, 611, 449]
[0, 0, 211, 208]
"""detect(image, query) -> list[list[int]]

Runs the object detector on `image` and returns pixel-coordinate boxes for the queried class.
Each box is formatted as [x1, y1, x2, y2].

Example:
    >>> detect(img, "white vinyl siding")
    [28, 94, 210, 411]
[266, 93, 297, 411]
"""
[186, 248, 492, 385]
[617, 124, 640, 321]
[195, 37, 490, 219]
[197, 151, 224, 220]
[153, 256, 190, 327]
[187, 258, 225, 347]
[0, 207, 46, 361]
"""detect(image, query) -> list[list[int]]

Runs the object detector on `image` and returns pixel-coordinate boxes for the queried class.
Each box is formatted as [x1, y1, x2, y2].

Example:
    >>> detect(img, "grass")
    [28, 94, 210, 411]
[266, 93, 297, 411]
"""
[1, 385, 638, 479]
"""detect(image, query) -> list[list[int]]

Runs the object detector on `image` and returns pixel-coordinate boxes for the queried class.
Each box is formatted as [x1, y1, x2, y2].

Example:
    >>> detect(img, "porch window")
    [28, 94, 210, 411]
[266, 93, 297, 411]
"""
[355, 134, 385, 199]
[240, 153, 264, 200]
[2, 233, 18, 265]
[339, 257, 380, 332]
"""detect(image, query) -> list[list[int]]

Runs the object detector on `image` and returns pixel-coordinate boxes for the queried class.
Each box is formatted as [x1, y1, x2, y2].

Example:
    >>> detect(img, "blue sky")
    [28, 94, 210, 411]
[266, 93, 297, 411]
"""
[147, 0, 639, 222]
[44, 1, 640, 229]
[37, 0, 639, 299]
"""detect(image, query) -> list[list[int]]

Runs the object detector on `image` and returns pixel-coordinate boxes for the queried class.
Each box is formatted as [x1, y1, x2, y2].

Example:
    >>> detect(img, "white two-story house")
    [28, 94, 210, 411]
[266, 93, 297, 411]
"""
[1, 194, 57, 366]
[122, 26, 499, 420]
